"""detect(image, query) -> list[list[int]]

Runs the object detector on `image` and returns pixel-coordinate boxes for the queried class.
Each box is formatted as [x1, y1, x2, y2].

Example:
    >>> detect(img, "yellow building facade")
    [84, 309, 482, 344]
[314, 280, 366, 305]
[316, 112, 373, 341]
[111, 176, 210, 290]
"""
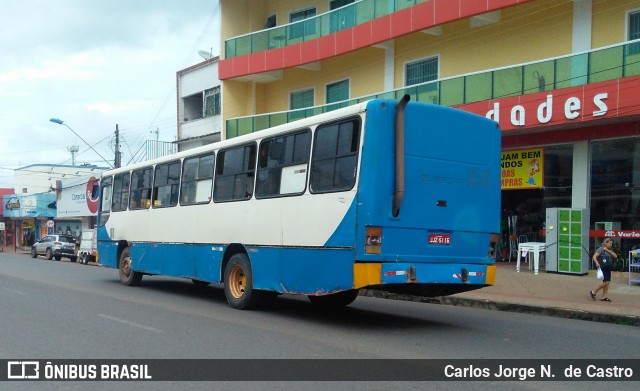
[218, 0, 640, 266]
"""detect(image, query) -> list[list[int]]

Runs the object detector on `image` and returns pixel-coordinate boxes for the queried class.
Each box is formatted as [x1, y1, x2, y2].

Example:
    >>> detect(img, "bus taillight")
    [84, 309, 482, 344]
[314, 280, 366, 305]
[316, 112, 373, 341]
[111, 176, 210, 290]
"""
[365, 227, 382, 254]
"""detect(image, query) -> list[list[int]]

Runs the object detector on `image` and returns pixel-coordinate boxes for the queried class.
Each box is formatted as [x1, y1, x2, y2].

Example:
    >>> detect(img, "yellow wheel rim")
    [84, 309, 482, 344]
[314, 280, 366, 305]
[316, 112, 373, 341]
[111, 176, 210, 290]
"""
[228, 264, 247, 299]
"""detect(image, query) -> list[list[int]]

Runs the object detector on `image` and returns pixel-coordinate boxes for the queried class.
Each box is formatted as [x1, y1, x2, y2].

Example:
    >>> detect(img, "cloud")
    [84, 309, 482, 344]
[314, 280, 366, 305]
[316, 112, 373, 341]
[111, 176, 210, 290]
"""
[0, 0, 220, 187]
[0, 54, 101, 84]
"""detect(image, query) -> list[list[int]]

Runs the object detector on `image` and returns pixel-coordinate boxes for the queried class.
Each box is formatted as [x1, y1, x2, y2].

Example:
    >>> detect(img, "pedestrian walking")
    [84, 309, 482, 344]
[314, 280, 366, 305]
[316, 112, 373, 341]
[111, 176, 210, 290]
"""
[589, 238, 617, 302]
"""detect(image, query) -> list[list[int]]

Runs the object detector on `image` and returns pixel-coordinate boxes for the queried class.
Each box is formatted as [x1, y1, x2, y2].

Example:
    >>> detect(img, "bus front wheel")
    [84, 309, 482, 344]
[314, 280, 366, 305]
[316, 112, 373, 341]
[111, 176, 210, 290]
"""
[119, 247, 142, 286]
[308, 289, 359, 308]
[224, 253, 259, 310]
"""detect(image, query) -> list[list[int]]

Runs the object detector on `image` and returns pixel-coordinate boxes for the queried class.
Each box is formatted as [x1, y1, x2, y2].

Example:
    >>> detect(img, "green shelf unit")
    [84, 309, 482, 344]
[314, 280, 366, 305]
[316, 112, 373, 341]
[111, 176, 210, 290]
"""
[545, 208, 590, 275]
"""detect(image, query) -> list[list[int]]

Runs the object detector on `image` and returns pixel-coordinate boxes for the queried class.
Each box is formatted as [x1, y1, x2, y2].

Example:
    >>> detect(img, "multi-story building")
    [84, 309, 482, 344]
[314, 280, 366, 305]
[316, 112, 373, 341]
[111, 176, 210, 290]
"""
[218, 0, 640, 257]
[176, 56, 223, 151]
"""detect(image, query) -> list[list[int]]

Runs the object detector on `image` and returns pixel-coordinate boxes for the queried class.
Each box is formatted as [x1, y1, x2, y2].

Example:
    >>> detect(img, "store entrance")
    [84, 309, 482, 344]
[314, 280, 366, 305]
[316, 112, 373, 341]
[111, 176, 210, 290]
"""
[499, 189, 545, 261]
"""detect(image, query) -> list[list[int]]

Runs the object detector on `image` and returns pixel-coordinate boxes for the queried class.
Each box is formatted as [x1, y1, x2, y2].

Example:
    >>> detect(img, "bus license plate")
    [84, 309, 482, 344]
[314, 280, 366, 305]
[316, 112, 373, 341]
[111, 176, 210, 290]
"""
[428, 234, 451, 245]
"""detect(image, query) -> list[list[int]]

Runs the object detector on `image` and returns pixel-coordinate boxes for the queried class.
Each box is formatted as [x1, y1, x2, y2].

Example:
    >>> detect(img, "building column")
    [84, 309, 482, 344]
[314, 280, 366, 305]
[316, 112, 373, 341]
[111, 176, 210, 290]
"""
[571, 0, 592, 86]
[383, 41, 395, 91]
[572, 140, 590, 209]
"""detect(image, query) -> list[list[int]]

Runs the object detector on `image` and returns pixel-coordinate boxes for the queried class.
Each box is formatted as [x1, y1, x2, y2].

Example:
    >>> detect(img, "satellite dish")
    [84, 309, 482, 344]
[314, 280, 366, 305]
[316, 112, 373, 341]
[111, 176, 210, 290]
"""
[198, 50, 212, 60]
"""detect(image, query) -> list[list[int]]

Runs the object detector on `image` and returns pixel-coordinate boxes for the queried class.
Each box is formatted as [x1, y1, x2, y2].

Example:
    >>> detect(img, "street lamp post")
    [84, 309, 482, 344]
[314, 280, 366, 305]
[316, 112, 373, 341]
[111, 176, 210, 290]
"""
[49, 118, 113, 168]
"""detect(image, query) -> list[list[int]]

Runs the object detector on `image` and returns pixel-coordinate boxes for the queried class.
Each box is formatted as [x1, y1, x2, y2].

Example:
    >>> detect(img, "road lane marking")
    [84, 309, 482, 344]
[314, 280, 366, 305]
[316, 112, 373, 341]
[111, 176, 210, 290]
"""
[98, 314, 162, 333]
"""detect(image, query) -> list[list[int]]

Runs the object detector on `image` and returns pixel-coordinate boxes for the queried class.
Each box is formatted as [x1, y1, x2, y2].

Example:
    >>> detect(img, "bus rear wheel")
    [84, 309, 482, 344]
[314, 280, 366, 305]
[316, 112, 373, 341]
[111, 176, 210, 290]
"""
[224, 253, 260, 310]
[308, 289, 359, 308]
[119, 247, 142, 286]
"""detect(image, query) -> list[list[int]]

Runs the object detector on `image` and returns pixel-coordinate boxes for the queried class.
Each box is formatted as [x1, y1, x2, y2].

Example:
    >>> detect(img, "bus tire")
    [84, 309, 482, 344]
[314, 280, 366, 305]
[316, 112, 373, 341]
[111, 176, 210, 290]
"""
[308, 289, 359, 308]
[224, 253, 259, 310]
[119, 247, 142, 286]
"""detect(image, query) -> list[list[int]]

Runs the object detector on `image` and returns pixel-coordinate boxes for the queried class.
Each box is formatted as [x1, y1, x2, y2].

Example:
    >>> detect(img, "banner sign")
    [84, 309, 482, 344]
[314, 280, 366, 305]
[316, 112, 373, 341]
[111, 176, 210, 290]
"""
[2, 359, 639, 381]
[501, 148, 544, 190]
[2, 193, 56, 218]
[57, 176, 100, 217]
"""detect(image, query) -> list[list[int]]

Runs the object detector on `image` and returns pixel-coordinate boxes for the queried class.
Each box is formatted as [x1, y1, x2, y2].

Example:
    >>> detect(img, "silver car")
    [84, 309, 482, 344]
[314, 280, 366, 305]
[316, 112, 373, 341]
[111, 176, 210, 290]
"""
[31, 234, 77, 262]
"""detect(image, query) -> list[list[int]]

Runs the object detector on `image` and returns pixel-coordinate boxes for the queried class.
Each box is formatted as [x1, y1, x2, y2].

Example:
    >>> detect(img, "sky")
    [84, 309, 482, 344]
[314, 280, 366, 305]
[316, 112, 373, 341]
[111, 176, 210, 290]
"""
[0, 0, 220, 187]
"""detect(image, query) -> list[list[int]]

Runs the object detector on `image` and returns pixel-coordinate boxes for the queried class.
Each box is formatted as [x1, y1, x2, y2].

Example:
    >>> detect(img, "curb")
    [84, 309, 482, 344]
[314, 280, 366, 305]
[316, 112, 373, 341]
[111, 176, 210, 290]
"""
[360, 289, 640, 327]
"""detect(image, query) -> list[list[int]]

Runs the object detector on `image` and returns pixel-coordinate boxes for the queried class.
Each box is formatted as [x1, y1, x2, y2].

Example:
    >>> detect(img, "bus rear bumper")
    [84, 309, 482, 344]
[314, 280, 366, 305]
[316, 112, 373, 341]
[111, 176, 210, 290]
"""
[354, 262, 496, 289]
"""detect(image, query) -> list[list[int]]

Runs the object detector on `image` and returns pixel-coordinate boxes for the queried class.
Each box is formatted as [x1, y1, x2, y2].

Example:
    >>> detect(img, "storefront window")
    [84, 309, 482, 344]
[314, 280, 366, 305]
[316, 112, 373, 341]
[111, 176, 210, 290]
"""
[590, 137, 640, 232]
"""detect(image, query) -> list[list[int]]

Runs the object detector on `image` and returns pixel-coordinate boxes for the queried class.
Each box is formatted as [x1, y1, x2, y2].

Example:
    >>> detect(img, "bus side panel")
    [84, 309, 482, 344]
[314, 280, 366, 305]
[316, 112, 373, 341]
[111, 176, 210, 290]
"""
[323, 197, 357, 247]
[249, 247, 355, 294]
[129, 243, 162, 275]
[97, 226, 118, 268]
[126, 243, 223, 282]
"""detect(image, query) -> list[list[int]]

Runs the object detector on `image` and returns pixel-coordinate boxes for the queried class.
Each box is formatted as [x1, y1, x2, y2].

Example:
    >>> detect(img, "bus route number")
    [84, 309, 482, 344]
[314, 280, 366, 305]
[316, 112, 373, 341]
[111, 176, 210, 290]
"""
[428, 234, 451, 245]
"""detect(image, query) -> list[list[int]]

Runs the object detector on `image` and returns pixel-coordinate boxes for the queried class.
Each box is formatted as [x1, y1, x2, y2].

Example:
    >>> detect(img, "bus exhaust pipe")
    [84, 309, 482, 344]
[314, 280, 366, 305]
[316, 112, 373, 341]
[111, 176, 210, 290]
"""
[392, 94, 410, 217]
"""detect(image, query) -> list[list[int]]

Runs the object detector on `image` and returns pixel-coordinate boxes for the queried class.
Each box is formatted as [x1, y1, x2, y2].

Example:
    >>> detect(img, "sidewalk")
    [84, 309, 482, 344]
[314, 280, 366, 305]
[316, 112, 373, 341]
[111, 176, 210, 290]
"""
[366, 262, 640, 326]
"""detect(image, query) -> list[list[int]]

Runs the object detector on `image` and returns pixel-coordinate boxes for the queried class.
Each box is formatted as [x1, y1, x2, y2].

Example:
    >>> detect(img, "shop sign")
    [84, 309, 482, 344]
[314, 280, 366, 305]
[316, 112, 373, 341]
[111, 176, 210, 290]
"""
[5, 197, 20, 210]
[485, 93, 608, 130]
[456, 76, 640, 132]
[591, 230, 640, 238]
[501, 148, 544, 190]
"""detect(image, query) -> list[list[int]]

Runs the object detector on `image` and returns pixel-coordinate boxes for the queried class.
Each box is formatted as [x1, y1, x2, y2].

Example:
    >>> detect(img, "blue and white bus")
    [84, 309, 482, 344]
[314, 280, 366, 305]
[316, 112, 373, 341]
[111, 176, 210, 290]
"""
[97, 96, 501, 310]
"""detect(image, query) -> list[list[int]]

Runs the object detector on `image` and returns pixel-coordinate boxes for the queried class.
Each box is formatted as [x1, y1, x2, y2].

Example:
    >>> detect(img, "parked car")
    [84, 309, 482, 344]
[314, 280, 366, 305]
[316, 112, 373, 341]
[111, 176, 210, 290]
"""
[77, 229, 97, 265]
[31, 234, 77, 262]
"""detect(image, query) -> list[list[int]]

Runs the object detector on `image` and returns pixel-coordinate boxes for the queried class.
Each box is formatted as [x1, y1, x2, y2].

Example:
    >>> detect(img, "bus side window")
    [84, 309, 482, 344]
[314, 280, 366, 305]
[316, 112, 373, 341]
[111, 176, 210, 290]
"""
[180, 153, 214, 205]
[256, 130, 311, 198]
[99, 176, 112, 226]
[153, 160, 181, 208]
[111, 173, 130, 212]
[130, 167, 153, 210]
[311, 118, 360, 193]
[214, 143, 256, 202]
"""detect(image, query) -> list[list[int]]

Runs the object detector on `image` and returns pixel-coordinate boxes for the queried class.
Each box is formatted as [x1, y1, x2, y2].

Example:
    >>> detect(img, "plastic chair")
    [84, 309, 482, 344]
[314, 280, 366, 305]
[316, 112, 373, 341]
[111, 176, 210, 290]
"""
[508, 234, 518, 262]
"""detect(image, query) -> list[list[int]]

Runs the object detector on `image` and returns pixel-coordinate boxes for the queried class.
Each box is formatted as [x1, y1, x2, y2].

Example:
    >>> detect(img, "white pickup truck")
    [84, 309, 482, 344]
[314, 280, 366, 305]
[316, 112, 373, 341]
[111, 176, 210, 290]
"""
[78, 229, 97, 265]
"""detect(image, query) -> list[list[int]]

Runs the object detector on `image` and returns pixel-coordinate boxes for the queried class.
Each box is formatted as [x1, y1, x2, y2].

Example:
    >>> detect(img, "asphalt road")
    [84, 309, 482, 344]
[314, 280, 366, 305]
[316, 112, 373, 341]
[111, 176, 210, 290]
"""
[1, 251, 638, 390]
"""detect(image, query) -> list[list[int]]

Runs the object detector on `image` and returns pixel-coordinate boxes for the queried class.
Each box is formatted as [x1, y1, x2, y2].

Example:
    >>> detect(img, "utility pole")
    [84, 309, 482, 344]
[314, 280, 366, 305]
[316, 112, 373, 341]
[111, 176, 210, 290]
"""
[114, 124, 122, 168]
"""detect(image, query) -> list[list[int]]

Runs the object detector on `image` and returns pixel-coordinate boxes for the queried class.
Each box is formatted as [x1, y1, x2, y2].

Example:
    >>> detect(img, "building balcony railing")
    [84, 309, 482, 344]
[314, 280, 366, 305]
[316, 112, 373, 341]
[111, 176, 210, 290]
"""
[226, 39, 640, 138]
[224, 0, 427, 59]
